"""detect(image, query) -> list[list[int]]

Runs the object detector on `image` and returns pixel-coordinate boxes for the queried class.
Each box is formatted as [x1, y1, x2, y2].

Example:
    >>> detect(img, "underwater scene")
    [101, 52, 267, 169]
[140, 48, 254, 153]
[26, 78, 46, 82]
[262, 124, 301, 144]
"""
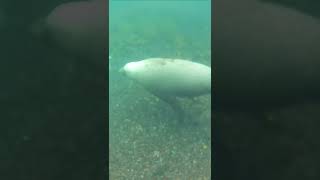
[109, 0, 211, 179]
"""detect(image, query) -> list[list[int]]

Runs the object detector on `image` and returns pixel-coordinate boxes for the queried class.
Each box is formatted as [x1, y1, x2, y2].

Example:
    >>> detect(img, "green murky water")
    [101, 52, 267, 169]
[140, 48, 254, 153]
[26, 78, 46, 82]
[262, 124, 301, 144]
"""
[109, 0, 211, 179]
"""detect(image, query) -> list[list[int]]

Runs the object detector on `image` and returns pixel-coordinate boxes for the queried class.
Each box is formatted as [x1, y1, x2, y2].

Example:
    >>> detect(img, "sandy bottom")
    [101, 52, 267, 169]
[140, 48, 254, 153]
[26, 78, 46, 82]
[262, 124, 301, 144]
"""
[109, 74, 211, 179]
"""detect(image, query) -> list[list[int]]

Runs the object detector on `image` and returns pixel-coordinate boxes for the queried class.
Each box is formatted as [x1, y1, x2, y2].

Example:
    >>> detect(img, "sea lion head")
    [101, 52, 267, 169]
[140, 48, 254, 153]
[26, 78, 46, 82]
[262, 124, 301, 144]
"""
[119, 61, 144, 78]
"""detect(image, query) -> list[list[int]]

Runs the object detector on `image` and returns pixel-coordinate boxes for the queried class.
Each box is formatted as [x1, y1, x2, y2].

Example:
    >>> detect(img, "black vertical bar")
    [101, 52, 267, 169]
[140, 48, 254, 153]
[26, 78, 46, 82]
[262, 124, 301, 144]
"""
[0, 0, 108, 179]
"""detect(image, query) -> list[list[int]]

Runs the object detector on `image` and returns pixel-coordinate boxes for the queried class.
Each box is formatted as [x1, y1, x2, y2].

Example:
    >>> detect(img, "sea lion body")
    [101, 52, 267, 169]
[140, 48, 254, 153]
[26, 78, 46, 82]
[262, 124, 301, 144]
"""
[121, 58, 211, 121]
[44, 0, 107, 63]
[121, 58, 211, 97]
[213, 0, 320, 108]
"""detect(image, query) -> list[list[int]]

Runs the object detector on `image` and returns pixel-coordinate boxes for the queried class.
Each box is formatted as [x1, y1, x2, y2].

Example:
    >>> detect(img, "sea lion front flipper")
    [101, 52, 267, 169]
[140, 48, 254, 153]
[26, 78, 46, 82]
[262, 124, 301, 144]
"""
[151, 91, 185, 123]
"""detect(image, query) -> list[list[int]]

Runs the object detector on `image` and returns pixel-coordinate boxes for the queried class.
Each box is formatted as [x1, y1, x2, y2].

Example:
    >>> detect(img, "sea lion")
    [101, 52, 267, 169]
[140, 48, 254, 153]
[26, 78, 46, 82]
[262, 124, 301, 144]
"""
[32, 0, 107, 65]
[120, 58, 211, 121]
[213, 1, 320, 179]
[213, 0, 320, 109]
